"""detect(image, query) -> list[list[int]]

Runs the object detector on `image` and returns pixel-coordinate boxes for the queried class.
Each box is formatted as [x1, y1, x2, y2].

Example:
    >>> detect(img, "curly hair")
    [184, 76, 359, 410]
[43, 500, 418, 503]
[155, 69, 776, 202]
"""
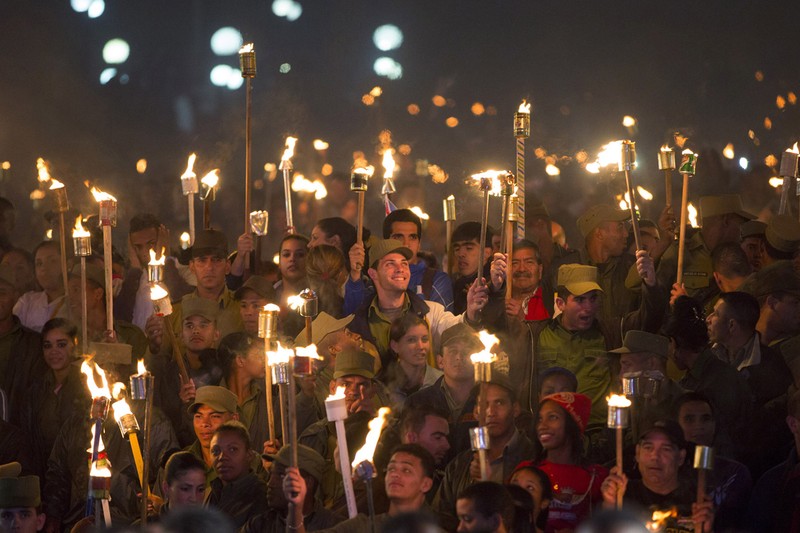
[305, 244, 346, 317]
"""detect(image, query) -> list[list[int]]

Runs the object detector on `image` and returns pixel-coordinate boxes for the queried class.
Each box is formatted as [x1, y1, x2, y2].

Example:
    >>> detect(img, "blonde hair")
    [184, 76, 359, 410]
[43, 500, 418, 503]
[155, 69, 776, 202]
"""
[305, 244, 346, 317]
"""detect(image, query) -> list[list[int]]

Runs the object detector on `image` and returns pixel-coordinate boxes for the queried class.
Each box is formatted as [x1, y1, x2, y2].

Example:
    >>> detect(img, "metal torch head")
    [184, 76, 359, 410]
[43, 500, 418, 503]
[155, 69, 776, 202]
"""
[258, 305, 279, 340]
[298, 288, 318, 318]
[99, 200, 117, 227]
[73, 236, 92, 257]
[657, 148, 676, 171]
[250, 210, 269, 236]
[473, 361, 492, 383]
[53, 186, 70, 213]
[469, 426, 490, 451]
[381, 177, 396, 195]
[90, 397, 110, 420]
[617, 140, 636, 172]
[500, 171, 516, 196]
[354, 460, 376, 481]
[679, 150, 698, 175]
[350, 170, 369, 192]
[621, 371, 663, 399]
[116, 413, 140, 437]
[607, 405, 630, 429]
[780, 150, 799, 179]
[181, 175, 199, 195]
[693, 445, 714, 470]
[514, 111, 531, 139]
[147, 264, 164, 284]
[151, 295, 172, 317]
[443, 196, 456, 222]
[129, 373, 153, 401]
[239, 43, 257, 78]
[271, 361, 292, 385]
[508, 195, 520, 222]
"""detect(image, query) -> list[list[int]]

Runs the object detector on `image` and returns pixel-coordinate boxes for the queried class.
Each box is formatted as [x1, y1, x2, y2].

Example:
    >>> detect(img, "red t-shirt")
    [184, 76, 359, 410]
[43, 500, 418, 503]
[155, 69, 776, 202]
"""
[537, 459, 608, 533]
[524, 286, 550, 321]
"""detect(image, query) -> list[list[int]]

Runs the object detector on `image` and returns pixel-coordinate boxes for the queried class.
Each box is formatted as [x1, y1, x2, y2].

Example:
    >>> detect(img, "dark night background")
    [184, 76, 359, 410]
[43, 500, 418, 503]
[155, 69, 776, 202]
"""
[1, 0, 798, 255]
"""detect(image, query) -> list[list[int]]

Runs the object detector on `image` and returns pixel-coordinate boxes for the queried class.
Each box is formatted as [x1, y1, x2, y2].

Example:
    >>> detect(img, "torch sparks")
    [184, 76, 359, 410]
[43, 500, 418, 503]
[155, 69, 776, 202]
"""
[281, 137, 298, 163]
[295, 344, 323, 360]
[72, 216, 91, 238]
[90, 187, 117, 203]
[36, 157, 51, 183]
[636, 186, 653, 201]
[382, 149, 396, 179]
[201, 169, 220, 190]
[81, 360, 111, 399]
[518, 100, 531, 114]
[409, 206, 429, 221]
[181, 153, 197, 181]
[49, 178, 65, 190]
[469, 330, 499, 365]
[687, 203, 699, 228]
[351, 407, 391, 468]
[607, 394, 632, 408]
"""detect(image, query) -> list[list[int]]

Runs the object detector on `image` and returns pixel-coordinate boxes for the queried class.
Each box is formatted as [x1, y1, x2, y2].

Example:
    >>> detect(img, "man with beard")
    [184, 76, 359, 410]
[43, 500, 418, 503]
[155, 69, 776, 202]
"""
[241, 445, 336, 532]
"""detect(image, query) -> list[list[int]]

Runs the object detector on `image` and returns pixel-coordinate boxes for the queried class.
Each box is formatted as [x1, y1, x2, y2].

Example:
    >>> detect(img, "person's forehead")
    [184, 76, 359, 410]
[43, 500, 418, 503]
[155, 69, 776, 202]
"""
[421, 414, 449, 430]
[130, 227, 158, 242]
[281, 239, 306, 252]
[196, 405, 226, 415]
[453, 239, 479, 246]
[337, 375, 369, 384]
[513, 248, 537, 259]
[192, 254, 224, 262]
[379, 252, 408, 263]
[640, 431, 676, 447]
[239, 290, 267, 303]
[389, 452, 421, 468]
[679, 401, 712, 417]
[391, 221, 418, 234]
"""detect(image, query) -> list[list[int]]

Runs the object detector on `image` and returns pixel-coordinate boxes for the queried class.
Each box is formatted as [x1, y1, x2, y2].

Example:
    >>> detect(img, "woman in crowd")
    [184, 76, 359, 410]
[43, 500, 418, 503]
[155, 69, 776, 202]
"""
[378, 314, 442, 407]
[305, 244, 347, 318]
[20, 318, 88, 474]
[509, 461, 554, 533]
[206, 421, 268, 529]
[534, 392, 607, 533]
[12, 241, 67, 332]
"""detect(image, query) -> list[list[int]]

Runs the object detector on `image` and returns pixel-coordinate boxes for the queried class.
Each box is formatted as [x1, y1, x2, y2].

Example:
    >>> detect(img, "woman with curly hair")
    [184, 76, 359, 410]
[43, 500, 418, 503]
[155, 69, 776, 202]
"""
[305, 244, 348, 318]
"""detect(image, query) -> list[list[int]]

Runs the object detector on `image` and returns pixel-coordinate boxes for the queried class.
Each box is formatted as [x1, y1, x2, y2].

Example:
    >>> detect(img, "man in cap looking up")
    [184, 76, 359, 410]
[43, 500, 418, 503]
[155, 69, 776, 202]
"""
[242, 445, 337, 533]
[348, 239, 487, 368]
[0, 462, 45, 533]
[761, 214, 800, 268]
[657, 194, 755, 300]
[146, 229, 243, 357]
[740, 220, 766, 272]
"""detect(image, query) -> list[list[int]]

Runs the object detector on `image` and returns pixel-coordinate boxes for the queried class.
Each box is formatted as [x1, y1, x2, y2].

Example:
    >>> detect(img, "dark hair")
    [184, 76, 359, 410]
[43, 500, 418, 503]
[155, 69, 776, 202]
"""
[389, 443, 436, 481]
[33, 240, 60, 260]
[717, 291, 760, 332]
[315, 218, 356, 253]
[537, 399, 584, 465]
[674, 391, 715, 420]
[452, 221, 490, 247]
[212, 420, 252, 451]
[389, 314, 429, 344]
[217, 332, 261, 381]
[400, 405, 449, 436]
[712, 242, 751, 279]
[0, 197, 14, 212]
[3, 247, 33, 267]
[280, 233, 310, 249]
[662, 296, 708, 351]
[511, 461, 553, 530]
[512, 239, 541, 262]
[384, 209, 422, 239]
[42, 317, 78, 341]
[504, 483, 534, 533]
[129, 213, 161, 235]
[457, 482, 515, 529]
[538, 367, 578, 394]
[164, 451, 206, 486]
[555, 285, 574, 300]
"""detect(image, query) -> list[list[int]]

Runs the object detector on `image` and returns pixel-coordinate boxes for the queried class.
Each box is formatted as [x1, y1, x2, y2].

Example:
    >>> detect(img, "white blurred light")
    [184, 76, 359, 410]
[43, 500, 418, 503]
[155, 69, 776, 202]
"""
[226, 74, 243, 90]
[279, 63, 291, 73]
[102, 39, 130, 64]
[286, 1, 302, 21]
[622, 115, 636, 127]
[87, 0, 105, 18]
[210, 65, 234, 87]
[545, 164, 560, 176]
[769, 177, 783, 188]
[373, 24, 403, 51]
[272, 0, 293, 16]
[71, 0, 91, 12]
[722, 143, 735, 160]
[99, 67, 117, 85]
[373, 57, 402, 80]
[210, 27, 243, 56]
[739, 157, 749, 170]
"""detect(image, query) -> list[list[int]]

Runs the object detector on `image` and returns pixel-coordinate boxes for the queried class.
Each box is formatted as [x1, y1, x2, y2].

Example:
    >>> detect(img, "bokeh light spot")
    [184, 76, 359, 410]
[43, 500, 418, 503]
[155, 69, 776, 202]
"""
[373, 24, 403, 51]
[210, 27, 243, 56]
[102, 39, 130, 64]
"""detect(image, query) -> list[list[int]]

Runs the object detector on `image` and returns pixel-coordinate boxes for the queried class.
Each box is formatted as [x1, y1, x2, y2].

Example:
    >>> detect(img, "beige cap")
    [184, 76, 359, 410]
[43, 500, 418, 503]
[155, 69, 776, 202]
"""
[740, 220, 767, 239]
[294, 312, 354, 347]
[557, 264, 603, 296]
[333, 348, 376, 380]
[188, 385, 238, 414]
[234, 275, 276, 301]
[576, 205, 630, 238]
[262, 445, 327, 483]
[609, 330, 670, 358]
[765, 215, 800, 253]
[369, 238, 412, 268]
[0, 475, 40, 508]
[699, 194, 756, 221]
[181, 296, 219, 322]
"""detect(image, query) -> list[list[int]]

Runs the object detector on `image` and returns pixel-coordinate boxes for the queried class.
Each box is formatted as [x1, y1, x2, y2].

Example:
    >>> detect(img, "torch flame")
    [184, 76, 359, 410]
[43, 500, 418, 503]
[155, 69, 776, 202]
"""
[409, 206, 429, 221]
[788, 142, 800, 155]
[382, 149, 396, 179]
[295, 344, 323, 360]
[148, 248, 166, 266]
[287, 294, 304, 310]
[72, 216, 90, 238]
[646, 507, 678, 531]
[111, 382, 126, 400]
[239, 43, 254, 54]
[593, 141, 624, 170]
[660, 145, 671, 152]
[81, 360, 111, 399]
[201, 169, 220, 189]
[351, 407, 391, 468]
[36, 157, 51, 183]
[607, 394, 632, 408]
[291, 174, 328, 199]
[149, 284, 169, 301]
[353, 165, 375, 177]
[687, 203, 699, 228]
[281, 137, 298, 162]
[769, 177, 783, 188]
[328, 385, 346, 401]
[517, 100, 531, 114]
[470, 330, 499, 365]
[90, 187, 117, 203]
[263, 303, 280, 312]
[637, 186, 653, 201]
[49, 178, 65, 190]
[112, 396, 134, 422]
[181, 153, 197, 180]
[180, 232, 190, 247]
[137, 359, 147, 375]
[313, 139, 329, 151]
[267, 343, 294, 366]
[87, 424, 107, 456]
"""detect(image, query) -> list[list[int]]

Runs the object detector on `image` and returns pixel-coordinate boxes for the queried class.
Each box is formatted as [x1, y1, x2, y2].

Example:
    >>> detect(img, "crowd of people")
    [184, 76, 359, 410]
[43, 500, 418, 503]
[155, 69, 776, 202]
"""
[1, 190, 800, 533]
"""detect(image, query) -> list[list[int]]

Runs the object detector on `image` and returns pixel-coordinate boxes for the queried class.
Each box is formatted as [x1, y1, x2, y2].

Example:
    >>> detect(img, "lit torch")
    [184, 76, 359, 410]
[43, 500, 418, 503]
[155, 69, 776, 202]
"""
[111, 390, 144, 490]
[469, 330, 499, 481]
[258, 304, 280, 441]
[73, 216, 92, 353]
[443, 194, 456, 274]
[269, 344, 297, 478]
[180, 153, 199, 245]
[279, 136, 298, 233]
[250, 210, 269, 274]
[130, 359, 155, 528]
[239, 43, 257, 237]
[617, 140, 642, 251]
[81, 360, 111, 520]
[351, 164, 374, 253]
[150, 284, 188, 384]
[646, 507, 678, 532]
[693, 445, 714, 532]
[514, 100, 531, 240]
[352, 407, 391, 533]
[200, 169, 220, 230]
[325, 386, 358, 518]
[381, 148, 397, 215]
[288, 289, 319, 346]
[49, 177, 70, 300]
[90, 187, 117, 333]
[676, 149, 699, 286]
[778, 142, 798, 216]
[607, 394, 631, 509]
[658, 145, 676, 207]
[471, 170, 510, 287]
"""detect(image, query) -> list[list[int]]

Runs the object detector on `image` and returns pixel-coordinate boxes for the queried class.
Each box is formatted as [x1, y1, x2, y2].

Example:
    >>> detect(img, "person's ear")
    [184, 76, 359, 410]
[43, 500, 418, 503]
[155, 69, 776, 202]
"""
[678, 448, 686, 466]
[367, 268, 378, 283]
[435, 353, 444, 370]
[36, 512, 46, 530]
[787, 415, 800, 435]
[513, 401, 521, 419]
[555, 297, 566, 312]
[420, 476, 433, 494]
[390, 340, 399, 355]
[404, 432, 418, 444]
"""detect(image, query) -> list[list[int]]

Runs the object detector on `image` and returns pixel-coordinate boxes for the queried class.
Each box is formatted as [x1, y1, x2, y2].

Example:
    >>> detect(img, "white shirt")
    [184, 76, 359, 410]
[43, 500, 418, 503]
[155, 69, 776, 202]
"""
[13, 290, 68, 332]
